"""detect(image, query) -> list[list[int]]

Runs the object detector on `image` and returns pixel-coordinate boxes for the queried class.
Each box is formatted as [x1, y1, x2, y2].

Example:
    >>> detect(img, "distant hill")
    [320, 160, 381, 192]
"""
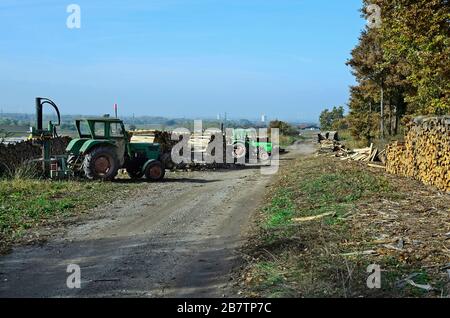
[298, 123, 320, 130]
[0, 113, 298, 136]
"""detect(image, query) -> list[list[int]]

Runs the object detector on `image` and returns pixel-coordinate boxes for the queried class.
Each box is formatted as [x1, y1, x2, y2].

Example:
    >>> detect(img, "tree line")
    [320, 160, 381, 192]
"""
[322, 1, 449, 143]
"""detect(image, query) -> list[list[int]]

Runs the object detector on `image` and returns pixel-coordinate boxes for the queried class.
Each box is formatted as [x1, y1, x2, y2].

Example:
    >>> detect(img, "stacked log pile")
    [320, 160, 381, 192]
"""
[318, 131, 385, 167]
[130, 129, 231, 170]
[386, 116, 450, 192]
[317, 131, 341, 154]
[317, 139, 339, 153]
[324, 142, 385, 164]
[154, 130, 179, 154]
[129, 130, 179, 154]
[339, 144, 386, 164]
[129, 130, 157, 143]
[0, 137, 71, 175]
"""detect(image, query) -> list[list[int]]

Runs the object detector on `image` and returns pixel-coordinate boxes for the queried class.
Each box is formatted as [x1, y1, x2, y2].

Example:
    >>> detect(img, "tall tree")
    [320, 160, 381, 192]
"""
[319, 106, 345, 130]
[381, 0, 449, 115]
[346, 0, 449, 142]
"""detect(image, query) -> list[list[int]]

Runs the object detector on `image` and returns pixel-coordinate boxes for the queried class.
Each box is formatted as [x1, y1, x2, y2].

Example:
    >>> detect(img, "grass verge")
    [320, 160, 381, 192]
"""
[240, 155, 450, 298]
[0, 177, 138, 253]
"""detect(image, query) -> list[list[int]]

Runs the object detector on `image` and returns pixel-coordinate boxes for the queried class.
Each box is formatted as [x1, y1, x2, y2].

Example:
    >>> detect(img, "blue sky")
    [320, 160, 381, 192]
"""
[0, 0, 365, 122]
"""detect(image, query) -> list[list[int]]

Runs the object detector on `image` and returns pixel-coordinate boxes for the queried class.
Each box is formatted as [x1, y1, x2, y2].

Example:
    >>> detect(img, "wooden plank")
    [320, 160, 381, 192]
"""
[292, 212, 335, 222]
[368, 163, 385, 169]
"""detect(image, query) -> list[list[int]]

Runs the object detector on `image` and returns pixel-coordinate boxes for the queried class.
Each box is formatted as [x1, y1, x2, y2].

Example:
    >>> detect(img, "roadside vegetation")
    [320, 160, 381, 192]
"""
[239, 154, 450, 298]
[0, 128, 12, 142]
[269, 120, 304, 148]
[0, 175, 140, 254]
[279, 135, 305, 148]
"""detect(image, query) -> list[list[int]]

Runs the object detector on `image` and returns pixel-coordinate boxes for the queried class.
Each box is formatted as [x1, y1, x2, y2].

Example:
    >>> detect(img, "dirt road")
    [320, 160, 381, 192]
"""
[0, 142, 315, 298]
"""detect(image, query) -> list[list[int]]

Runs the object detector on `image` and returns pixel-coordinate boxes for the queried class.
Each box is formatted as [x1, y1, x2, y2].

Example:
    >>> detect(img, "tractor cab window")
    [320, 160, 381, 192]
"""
[94, 122, 106, 138]
[78, 121, 91, 137]
[110, 123, 124, 137]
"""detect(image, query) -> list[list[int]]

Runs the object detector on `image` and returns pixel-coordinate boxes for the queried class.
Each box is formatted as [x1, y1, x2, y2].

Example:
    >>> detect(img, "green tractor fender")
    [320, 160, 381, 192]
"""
[79, 140, 116, 154]
[248, 141, 273, 153]
[259, 142, 273, 153]
[66, 138, 89, 155]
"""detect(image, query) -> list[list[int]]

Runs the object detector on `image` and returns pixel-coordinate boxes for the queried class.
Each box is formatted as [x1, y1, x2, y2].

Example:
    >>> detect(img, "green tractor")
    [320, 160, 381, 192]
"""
[66, 117, 166, 181]
[231, 128, 273, 161]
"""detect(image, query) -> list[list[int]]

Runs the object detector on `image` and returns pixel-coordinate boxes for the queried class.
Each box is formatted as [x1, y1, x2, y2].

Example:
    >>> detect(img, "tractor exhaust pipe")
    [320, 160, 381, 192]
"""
[36, 97, 43, 131]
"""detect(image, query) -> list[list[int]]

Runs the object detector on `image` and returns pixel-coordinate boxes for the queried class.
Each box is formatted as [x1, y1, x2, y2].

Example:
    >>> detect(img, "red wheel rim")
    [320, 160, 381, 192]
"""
[94, 156, 111, 175]
[233, 144, 246, 158]
[149, 166, 162, 178]
[260, 152, 270, 161]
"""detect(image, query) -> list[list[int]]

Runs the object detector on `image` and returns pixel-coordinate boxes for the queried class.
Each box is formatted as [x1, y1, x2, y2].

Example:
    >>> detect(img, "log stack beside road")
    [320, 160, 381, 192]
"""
[386, 116, 450, 192]
[0, 137, 71, 175]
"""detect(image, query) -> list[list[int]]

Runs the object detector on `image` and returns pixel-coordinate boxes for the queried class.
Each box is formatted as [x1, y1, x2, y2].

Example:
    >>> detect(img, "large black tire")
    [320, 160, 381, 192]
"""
[144, 161, 165, 182]
[67, 155, 82, 177]
[83, 146, 119, 181]
[160, 152, 174, 170]
[232, 142, 246, 159]
[67, 155, 77, 165]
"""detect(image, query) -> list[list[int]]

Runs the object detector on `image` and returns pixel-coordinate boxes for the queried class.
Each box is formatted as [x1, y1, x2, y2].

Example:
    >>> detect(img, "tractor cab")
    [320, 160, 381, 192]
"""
[67, 118, 128, 168]
[75, 117, 128, 141]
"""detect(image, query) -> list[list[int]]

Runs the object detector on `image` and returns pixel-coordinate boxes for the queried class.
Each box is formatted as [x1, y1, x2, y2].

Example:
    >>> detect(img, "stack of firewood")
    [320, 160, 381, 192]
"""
[0, 137, 71, 175]
[339, 144, 386, 164]
[386, 116, 450, 192]
[130, 129, 230, 169]
[317, 131, 342, 154]
[129, 130, 179, 154]
[318, 131, 385, 165]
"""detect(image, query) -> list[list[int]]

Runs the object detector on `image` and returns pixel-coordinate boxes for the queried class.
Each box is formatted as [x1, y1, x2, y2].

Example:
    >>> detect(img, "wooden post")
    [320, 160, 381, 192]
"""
[380, 86, 384, 139]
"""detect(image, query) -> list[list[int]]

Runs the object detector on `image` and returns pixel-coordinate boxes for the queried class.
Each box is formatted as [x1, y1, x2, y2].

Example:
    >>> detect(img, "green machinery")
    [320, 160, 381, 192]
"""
[231, 128, 273, 161]
[30, 97, 68, 177]
[66, 117, 165, 181]
[30, 98, 166, 181]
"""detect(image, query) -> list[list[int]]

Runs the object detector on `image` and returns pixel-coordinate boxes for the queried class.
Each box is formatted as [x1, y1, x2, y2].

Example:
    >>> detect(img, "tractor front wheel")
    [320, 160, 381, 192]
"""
[83, 146, 119, 181]
[144, 161, 165, 182]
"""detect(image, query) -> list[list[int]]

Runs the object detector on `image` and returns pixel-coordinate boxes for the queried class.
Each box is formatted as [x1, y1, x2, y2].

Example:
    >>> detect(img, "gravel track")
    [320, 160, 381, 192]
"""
[0, 142, 315, 298]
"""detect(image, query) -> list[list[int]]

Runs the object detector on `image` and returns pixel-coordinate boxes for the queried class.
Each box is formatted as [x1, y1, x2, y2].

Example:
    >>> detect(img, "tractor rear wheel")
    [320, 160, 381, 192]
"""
[232, 142, 246, 159]
[83, 146, 119, 181]
[144, 161, 165, 182]
[258, 147, 270, 161]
